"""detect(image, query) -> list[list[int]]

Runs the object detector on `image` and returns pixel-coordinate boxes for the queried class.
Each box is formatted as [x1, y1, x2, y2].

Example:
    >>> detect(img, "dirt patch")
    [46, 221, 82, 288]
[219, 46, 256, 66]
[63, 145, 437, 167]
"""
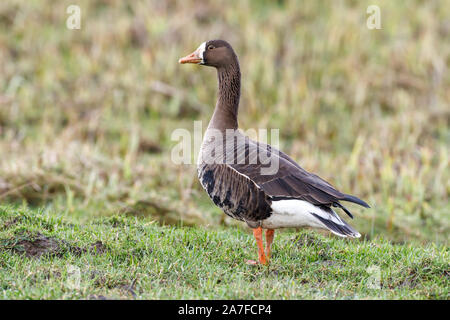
[90, 241, 107, 254]
[0, 233, 108, 258]
[2, 233, 61, 258]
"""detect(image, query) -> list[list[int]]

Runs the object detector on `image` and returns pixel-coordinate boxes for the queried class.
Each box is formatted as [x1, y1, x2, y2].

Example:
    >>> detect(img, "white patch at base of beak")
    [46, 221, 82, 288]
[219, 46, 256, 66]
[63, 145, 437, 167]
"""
[197, 42, 206, 64]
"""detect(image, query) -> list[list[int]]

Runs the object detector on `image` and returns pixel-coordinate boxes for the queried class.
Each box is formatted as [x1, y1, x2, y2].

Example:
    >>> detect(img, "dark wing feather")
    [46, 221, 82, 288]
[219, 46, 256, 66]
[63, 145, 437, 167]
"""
[228, 137, 369, 218]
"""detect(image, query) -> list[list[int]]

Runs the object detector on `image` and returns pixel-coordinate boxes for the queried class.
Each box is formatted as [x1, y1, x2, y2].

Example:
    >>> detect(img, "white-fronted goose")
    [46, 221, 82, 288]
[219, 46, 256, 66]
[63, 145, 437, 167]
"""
[179, 40, 370, 265]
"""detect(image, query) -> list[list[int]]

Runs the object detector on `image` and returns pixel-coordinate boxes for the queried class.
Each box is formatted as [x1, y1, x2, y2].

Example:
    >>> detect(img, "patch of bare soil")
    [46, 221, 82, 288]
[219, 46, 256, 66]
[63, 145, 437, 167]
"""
[0, 233, 107, 258]
[3, 233, 61, 258]
[90, 241, 107, 254]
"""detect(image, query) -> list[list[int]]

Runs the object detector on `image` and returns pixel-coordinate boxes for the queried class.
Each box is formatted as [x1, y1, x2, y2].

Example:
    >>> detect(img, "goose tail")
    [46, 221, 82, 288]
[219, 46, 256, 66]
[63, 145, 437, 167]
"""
[341, 194, 370, 208]
[311, 208, 361, 238]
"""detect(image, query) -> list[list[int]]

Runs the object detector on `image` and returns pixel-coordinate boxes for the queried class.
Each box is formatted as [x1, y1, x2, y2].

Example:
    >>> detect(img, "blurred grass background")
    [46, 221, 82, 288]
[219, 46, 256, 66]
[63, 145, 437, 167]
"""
[0, 0, 448, 244]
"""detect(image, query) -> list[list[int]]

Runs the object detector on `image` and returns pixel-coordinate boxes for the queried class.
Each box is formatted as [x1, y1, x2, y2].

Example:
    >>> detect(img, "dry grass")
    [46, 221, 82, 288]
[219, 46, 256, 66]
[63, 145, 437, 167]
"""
[0, 0, 449, 243]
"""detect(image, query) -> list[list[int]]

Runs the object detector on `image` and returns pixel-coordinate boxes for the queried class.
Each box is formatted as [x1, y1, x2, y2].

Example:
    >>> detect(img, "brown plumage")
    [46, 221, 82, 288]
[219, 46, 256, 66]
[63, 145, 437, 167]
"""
[179, 40, 370, 265]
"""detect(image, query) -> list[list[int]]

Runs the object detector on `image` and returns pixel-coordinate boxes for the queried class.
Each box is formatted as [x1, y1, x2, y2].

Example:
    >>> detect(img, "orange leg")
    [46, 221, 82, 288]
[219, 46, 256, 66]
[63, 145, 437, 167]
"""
[246, 227, 267, 265]
[265, 229, 275, 259]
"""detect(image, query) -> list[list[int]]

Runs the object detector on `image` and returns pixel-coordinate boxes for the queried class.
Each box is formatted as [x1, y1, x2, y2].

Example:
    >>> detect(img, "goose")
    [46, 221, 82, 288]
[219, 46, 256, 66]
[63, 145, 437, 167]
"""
[179, 40, 370, 265]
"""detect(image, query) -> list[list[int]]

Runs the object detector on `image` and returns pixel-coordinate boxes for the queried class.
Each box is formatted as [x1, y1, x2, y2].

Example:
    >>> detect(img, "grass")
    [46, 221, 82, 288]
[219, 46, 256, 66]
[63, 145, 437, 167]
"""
[0, 206, 448, 299]
[0, 0, 448, 299]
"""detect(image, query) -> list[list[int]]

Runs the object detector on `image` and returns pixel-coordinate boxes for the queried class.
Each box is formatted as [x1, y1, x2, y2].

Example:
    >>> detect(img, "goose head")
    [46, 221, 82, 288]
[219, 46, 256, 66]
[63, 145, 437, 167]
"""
[178, 40, 237, 68]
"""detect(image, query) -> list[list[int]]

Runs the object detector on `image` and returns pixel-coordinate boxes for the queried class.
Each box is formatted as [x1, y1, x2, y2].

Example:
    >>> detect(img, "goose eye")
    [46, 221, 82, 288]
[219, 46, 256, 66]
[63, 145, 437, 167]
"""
[208, 45, 215, 50]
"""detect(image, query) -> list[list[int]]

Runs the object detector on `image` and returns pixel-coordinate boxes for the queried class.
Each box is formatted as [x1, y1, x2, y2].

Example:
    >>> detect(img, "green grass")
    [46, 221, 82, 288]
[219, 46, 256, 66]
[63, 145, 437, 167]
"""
[0, 206, 448, 299]
[0, 0, 448, 299]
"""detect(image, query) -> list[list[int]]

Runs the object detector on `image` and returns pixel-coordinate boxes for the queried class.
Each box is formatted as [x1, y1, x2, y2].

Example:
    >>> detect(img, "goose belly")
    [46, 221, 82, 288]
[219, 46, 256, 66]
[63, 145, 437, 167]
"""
[262, 199, 329, 229]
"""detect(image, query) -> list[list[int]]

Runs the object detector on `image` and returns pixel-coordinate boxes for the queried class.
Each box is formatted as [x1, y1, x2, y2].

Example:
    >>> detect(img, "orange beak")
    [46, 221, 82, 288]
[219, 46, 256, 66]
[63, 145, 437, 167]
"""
[178, 49, 202, 64]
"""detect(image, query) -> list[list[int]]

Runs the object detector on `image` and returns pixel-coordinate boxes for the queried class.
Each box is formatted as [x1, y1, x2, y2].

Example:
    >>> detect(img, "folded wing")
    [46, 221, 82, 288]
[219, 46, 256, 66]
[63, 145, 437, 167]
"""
[228, 137, 370, 218]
